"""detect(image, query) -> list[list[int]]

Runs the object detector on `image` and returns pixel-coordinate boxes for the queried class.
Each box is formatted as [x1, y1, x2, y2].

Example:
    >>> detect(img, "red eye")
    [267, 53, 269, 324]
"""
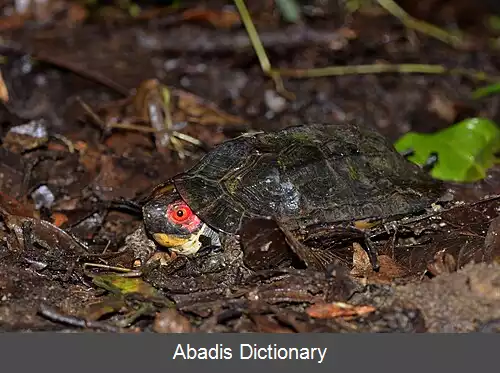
[167, 203, 193, 224]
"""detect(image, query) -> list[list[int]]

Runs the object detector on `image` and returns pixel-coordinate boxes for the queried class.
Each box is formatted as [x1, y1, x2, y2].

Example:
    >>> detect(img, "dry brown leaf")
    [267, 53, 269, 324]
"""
[306, 302, 376, 319]
[0, 191, 36, 218]
[351, 242, 372, 273]
[0, 14, 28, 31]
[250, 314, 295, 333]
[182, 8, 240, 28]
[51, 212, 69, 227]
[172, 88, 245, 127]
[350, 242, 408, 284]
[427, 250, 457, 276]
[0, 70, 9, 103]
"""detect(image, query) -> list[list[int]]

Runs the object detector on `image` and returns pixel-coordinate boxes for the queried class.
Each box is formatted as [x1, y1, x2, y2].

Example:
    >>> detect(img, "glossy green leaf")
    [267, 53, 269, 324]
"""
[394, 118, 500, 182]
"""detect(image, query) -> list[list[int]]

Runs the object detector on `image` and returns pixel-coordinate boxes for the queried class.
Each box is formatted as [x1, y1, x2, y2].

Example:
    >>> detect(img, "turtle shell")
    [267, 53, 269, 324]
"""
[173, 123, 445, 234]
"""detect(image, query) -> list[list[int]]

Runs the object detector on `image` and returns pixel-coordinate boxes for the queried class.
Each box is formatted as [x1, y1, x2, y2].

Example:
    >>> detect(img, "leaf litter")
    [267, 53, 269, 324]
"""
[1, 0, 500, 333]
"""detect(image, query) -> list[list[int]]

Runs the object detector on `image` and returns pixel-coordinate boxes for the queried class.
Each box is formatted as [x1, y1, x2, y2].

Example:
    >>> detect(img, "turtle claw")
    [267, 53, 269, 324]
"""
[363, 236, 380, 272]
[422, 152, 439, 173]
[401, 148, 439, 174]
[400, 148, 415, 159]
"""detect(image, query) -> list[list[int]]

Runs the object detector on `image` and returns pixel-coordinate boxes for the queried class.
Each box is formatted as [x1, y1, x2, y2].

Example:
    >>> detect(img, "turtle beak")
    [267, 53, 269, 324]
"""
[152, 231, 203, 256]
[152, 233, 193, 248]
[151, 223, 221, 256]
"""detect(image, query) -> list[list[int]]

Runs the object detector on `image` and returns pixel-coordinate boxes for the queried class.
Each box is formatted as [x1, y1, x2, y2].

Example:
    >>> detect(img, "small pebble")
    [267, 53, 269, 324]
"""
[264, 89, 287, 113]
[31, 185, 55, 210]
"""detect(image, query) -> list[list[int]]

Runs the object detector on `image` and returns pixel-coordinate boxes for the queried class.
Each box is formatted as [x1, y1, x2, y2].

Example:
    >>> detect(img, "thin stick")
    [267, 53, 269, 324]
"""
[233, 0, 271, 74]
[38, 303, 127, 332]
[233, 0, 295, 99]
[377, 0, 463, 47]
[0, 43, 129, 96]
[82, 262, 142, 278]
[233, 0, 497, 97]
[277, 64, 499, 82]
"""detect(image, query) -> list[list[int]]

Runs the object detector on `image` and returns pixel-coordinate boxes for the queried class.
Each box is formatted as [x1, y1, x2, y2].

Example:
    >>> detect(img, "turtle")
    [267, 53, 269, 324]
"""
[142, 123, 446, 271]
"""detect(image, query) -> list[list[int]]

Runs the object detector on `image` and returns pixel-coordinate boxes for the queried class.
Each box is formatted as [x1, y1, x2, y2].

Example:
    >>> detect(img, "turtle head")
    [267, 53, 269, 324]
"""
[142, 187, 220, 255]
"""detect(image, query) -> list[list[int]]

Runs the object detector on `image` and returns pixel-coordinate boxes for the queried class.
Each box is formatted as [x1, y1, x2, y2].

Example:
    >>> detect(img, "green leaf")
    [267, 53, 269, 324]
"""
[275, 0, 301, 23]
[92, 274, 159, 297]
[487, 15, 500, 32]
[471, 82, 500, 99]
[394, 118, 500, 182]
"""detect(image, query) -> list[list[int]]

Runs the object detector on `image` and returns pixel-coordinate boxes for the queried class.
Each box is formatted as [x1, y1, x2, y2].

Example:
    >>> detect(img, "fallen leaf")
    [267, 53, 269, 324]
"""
[394, 118, 500, 182]
[427, 250, 457, 276]
[350, 242, 408, 284]
[51, 212, 69, 227]
[485, 215, 500, 262]
[0, 70, 8, 102]
[74, 141, 88, 152]
[172, 88, 245, 127]
[66, 3, 88, 25]
[0, 14, 28, 31]
[47, 143, 69, 152]
[249, 314, 295, 333]
[92, 274, 160, 298]
[0, 191, 36, 218]
[3, 120, 49, 153]
[306, 302, 376, 319]
[182, 8, 240, 28]
[84, 296, 127, 321]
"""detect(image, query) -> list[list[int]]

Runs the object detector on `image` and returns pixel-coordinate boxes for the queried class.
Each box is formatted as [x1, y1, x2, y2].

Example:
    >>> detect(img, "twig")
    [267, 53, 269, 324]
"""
[38, 303, 127, 332]
[83, 262, 142, 277]
[277, 64, 500, 82]
[233, 0, 498, 98]
[376, 0, 463, 48]
[137, 25, 347, 53]
[0, 43, 129, 97]
[78, 98, 207, 151]
[233, 0, 295, 99]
